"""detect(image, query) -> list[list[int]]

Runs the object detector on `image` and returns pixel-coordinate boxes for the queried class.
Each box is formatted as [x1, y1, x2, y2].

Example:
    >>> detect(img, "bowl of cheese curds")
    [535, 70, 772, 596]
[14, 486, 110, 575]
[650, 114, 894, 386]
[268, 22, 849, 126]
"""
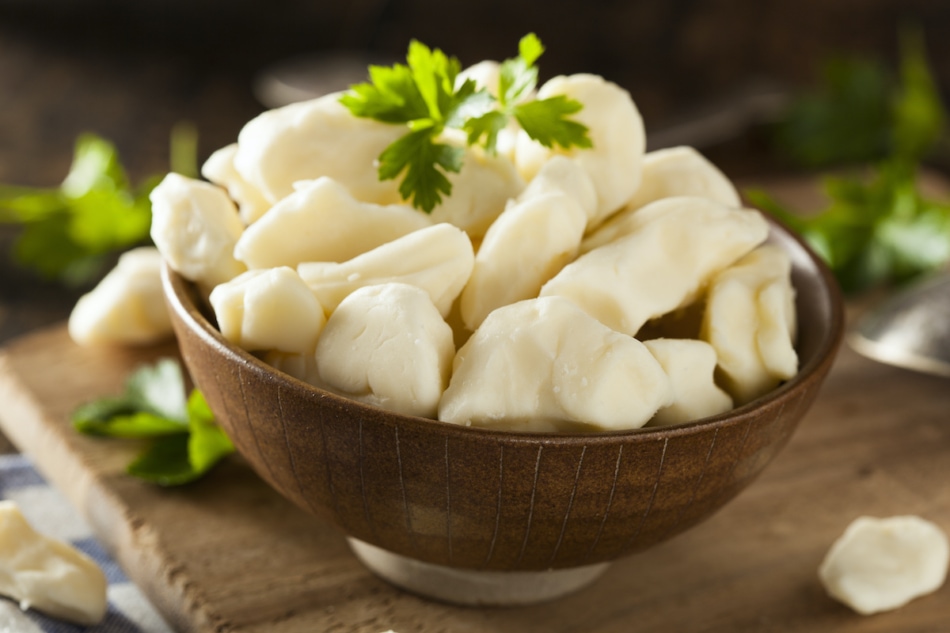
[157, 37, 844, 605]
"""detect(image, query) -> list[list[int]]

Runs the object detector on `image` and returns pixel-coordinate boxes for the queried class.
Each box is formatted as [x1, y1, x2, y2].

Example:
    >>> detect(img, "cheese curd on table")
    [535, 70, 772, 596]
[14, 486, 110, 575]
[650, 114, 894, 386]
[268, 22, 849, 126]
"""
[68, 246, 172, 347]
[0, 501, 107, 626]
[819, 516, 949, 615]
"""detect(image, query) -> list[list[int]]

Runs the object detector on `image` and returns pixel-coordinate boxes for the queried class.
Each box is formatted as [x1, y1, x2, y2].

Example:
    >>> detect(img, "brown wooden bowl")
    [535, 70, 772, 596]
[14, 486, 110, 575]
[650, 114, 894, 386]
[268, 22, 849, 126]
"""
[162, 217, 843, 583]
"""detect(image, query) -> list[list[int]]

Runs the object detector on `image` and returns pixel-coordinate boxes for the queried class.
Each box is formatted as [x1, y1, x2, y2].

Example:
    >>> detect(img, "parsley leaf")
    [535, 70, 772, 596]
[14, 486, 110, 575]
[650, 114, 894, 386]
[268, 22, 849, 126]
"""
[73, 359, 234, 486]
[513, 96, 593, 150]
[754, 25, 950, 295]
[0, 127, 196, 286]
[341, 33, 592, 213]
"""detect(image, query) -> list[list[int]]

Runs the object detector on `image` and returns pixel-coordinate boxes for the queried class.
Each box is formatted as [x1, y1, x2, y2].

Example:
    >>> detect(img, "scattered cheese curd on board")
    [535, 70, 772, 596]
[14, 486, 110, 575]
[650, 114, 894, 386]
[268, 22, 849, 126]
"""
[68, 246, 172, 347]
[119, 37, 801, 432]
[0, 501, 107, 626]
[819, 516, 949, 615]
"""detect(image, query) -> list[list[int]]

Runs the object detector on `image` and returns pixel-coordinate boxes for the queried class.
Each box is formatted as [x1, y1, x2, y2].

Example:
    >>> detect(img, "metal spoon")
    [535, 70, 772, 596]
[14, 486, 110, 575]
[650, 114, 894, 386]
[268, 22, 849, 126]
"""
[848, 271, 950, 377]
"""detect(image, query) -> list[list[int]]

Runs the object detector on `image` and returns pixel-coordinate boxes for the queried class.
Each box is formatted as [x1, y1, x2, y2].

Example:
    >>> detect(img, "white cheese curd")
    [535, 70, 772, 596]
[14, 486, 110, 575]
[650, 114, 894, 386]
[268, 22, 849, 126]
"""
[439, 296, 673, 431]
[315, 283, 454, 418]
[517, 155, 598, 220]
[627, 145, 740, 210]
[582, 145, 741, 253]
[459, 192, 587, 331]
[0, 501, 107, 626]
[232, 93, 405, 206]
[210, 267, 326, 355]
[68, 247, 172, 347]
[701, 244, 798, 405]
[262, 350, 323, 387]
[297, 223, 474, 318]
[234, 177, 432, 270]
[201, 143, 271, 224]
[149, 172, 246, 289]
[513, 74, 645, 226]
[819, 516, 949, 615]
[427, 138, 525, 238]
[540, 197, 769, 337]
[642, 339, 733, 426]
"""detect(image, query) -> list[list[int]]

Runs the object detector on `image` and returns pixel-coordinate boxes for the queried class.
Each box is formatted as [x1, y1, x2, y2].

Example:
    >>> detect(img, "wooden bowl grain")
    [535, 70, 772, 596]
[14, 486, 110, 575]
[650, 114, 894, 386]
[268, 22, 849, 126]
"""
[162, 218, 844, 573]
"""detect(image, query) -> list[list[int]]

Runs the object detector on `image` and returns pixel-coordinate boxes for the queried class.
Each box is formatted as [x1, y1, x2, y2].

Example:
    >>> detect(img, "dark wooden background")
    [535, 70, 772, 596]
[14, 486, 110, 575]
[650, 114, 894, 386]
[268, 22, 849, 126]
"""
[1, 0, 949, 451]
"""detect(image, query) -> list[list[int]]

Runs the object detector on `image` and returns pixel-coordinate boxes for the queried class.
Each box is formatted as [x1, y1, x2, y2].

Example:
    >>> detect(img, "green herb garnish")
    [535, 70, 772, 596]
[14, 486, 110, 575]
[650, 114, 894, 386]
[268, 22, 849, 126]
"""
[73, 358, 234, 486]
[0, 126, 197, 286]
[751, 26, 950, 294]
[340, 33, 592, 213]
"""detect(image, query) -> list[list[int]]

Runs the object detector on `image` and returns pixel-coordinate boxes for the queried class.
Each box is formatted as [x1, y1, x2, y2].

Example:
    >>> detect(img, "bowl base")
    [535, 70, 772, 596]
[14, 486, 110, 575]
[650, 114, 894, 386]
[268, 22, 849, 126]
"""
[348, 538, 610, 606]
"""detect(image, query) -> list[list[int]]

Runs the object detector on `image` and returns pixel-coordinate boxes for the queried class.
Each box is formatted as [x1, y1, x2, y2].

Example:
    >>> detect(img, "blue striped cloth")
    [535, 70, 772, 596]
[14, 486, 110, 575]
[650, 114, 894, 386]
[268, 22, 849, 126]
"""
[0, 454, 173, 633]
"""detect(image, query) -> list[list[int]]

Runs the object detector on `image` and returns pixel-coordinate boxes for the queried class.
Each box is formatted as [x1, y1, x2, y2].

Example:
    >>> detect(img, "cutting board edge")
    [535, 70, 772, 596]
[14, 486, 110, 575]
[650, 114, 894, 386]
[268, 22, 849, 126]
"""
[0, 326, 228, 633]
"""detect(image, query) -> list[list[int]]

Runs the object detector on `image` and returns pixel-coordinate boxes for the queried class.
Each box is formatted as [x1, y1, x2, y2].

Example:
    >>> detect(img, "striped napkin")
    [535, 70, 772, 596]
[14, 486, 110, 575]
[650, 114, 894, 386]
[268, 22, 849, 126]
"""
[0, 454, 173, 633]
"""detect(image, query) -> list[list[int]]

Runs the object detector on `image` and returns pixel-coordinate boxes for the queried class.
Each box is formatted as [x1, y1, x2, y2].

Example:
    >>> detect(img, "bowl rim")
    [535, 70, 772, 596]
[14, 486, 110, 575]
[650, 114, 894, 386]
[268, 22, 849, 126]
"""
[161, 214, 845, 446]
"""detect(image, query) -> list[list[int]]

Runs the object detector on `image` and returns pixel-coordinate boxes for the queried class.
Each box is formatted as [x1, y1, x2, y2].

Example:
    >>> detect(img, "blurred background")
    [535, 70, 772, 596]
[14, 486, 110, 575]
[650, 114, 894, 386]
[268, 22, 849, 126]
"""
[1, 0, 949, 342]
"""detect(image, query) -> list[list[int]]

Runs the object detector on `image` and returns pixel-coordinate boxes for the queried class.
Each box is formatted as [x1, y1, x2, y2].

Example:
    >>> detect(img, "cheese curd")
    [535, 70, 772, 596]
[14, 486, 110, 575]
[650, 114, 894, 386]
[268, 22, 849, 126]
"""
[541, 197, 769, 337]
[460, 191, 587, 330]
[582, 146, 741, 253]
[202, 143, 271, 224]
[427, 141, 525, 237]
[701, 244, 798, 405]
[439, 297, 673, 431]
[130, 54, 799, 432]
[298, 223, 474, 318]
[517, 155, 597, 220]
[234, 177, 432, 269]
[232, 93, 405, 206]
[68, 247, 172, 346]
[514, 74, 645, 226]
[210, 266, 326, 355]
[315, 283, 454, 418]
[819, 516, 949, 615]
[149, 172, 246, 289]
[0, 501, 107, 626]
[643, 339, 733, 426]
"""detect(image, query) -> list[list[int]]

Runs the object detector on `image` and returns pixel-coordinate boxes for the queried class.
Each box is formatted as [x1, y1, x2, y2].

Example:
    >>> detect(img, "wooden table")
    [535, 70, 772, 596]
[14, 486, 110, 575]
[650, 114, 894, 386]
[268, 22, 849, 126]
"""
[0, 311, 948, 633]
[2, 19, 949, 633]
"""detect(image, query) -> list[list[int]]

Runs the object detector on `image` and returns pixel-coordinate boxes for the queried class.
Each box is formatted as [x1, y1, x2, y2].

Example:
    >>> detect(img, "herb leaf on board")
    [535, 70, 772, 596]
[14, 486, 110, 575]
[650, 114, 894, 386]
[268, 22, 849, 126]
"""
[72, 359, 234, 485]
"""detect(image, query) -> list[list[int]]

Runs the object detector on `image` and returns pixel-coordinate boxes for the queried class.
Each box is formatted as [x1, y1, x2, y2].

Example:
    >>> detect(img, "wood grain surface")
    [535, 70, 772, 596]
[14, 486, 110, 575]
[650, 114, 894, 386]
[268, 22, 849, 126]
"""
[0, 322, 948, 633]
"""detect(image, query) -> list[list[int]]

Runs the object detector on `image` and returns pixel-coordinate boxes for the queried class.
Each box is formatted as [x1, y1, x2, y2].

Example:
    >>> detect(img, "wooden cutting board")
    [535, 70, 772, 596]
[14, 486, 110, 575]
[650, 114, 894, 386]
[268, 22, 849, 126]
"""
[1, 321, 949, 633]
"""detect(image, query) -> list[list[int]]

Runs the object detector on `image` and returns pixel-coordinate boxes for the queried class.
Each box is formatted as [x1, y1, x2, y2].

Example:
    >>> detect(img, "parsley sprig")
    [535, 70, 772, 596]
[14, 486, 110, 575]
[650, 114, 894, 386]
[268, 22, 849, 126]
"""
[749, 26, 950, 294]
[73, 358, 234, 486]
[0, 124, 197, 286]
[341, 34, 592, 213]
